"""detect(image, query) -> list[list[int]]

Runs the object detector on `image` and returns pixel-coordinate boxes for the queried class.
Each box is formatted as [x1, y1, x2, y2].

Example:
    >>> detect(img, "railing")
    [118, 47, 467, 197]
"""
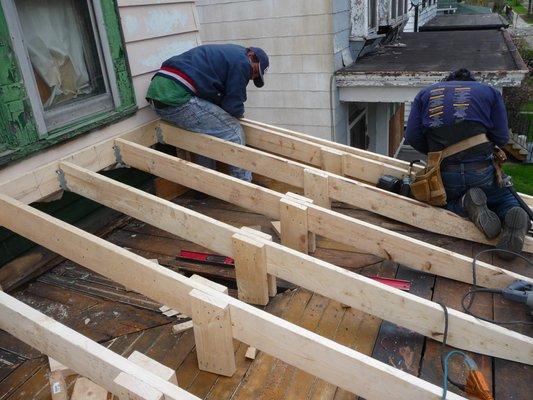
[509, 111, 533, 162]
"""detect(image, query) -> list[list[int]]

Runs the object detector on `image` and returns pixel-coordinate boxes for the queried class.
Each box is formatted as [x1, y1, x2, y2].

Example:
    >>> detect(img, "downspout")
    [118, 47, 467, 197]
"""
[330, 74, 336, 142]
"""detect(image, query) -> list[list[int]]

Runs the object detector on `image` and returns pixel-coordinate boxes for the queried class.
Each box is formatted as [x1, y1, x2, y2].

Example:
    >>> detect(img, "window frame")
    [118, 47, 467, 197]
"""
[0, 0, 136, 165]
[2, 0, 121, 137]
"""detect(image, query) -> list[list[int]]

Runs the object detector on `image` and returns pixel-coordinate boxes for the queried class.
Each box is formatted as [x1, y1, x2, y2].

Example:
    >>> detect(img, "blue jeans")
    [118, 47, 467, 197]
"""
[442, 163, 520, 220]
[155, 97, 252, 182]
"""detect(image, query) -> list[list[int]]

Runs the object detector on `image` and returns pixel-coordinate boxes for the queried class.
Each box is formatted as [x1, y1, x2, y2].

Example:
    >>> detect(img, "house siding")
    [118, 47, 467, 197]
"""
[197, 0, 351, 141]
[117, 0, 202, 109]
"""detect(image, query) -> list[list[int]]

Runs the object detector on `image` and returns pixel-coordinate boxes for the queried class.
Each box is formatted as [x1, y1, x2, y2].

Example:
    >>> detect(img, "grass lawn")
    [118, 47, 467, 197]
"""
[506, 0, 529, 14]
[503, 163, 533, 195]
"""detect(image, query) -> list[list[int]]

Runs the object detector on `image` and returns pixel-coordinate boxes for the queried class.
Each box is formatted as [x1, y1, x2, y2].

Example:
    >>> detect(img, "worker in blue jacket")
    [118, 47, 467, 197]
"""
[405, 68, 529, 258]
[146, 44, 269, 182]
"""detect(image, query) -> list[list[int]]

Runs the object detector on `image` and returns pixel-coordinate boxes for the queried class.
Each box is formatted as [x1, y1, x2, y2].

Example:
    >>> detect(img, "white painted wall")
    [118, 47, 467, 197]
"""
[117, 0, 202, 110]
[196, 0, 352, 142]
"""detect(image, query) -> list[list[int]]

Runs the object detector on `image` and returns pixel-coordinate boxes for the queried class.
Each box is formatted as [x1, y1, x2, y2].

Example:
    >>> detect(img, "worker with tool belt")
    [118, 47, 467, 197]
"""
[146, 44, 269, 182]
[405, 68, 530, 258]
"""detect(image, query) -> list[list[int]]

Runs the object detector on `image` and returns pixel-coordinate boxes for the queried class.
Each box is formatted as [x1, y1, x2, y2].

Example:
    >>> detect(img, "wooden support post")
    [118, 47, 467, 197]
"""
[71, 377, 109, 400]
[240, 227, 277, 297]
[280, 196, 310, 254]
[303, 168, 331, 209]
[189, 289, 236, 377]
[232, 233, 270, 305]
[320, 147, 344, 175]
[282, 193, 316, 253]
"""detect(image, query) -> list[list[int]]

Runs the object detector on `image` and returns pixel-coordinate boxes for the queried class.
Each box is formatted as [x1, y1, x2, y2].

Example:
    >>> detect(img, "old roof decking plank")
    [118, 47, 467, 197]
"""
[0, 292, 199, 400]
[159, 122, 533, 253]
[368, 266, 434, 382]
[55, 162, 533, 365]
[0, 195, 458, 399]
[492, 252, 533, 400]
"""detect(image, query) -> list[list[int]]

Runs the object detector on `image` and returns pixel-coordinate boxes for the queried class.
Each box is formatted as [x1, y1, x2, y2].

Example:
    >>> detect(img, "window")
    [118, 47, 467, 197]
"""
[348, 104, 368, 150]
[0, 0, 135, 163]
[391, 0, 398, 19]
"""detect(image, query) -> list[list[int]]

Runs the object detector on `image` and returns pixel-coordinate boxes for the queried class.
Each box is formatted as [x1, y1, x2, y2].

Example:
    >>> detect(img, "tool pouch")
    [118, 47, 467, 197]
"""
[409, 134, 489, 207]
[410, 151, 447, 206]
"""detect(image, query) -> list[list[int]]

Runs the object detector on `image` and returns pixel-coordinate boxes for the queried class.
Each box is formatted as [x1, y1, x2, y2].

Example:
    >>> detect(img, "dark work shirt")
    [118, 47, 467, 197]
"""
[153, 44, 252, 118]
[405, 81, 509, 162]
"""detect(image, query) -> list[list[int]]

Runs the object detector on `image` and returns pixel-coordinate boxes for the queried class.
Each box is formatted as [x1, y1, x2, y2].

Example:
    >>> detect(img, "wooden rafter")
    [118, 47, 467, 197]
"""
[114, 139, 529, 290]
[0, 193, 463, 400]
[0, 121, 158, 204]
[53, 162, 533, 365]
[242, 119, 533, 208]
[0, 119, 531, 400]
[159, 122, 533, 253]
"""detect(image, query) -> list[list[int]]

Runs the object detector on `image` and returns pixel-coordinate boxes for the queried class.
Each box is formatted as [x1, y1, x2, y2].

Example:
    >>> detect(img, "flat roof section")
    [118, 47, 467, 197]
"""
[336, 30, 528, 96]
[420, 13, 509, 31]
[339, 30, 522, 74]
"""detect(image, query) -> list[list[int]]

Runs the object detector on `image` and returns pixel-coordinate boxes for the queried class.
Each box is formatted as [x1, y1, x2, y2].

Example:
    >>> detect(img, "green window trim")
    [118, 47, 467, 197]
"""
[0, 0, 137, 166]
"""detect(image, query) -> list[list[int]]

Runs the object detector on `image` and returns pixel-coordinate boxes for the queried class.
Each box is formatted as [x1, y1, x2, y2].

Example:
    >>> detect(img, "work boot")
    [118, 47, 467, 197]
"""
[497, 207, 530, 260]
[463, 188, 501, 239]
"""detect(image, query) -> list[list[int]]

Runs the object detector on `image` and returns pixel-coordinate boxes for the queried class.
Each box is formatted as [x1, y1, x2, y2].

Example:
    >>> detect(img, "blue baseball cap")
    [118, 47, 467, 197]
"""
[249, 47, 269, 88]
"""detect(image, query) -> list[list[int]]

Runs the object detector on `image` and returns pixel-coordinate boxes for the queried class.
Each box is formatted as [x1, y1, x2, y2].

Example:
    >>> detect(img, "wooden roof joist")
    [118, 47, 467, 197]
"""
[0, 120, 159, 204]
[0, 291, 200, 400]
[159, 121, 533, 253]
[27, 161, 530, 366]
[112, 139, 529, 290]
[241, 118, 533, 209]
[0, 194, 464, 400]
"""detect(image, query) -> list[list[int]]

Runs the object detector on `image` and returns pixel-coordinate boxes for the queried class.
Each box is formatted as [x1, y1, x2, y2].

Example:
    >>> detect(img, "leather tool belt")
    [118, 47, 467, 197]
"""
[410, 134, 489, 206]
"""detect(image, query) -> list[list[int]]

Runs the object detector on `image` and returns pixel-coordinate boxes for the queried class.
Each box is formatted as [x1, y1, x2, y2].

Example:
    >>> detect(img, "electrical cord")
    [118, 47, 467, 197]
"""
[461, 248, 533, 325]
[439, 248, 532, 398]
[438, 302, 470, 399]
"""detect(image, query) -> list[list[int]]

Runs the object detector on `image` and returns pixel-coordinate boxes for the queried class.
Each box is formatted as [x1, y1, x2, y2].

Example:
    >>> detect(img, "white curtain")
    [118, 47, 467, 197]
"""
[16, 0, 92, 108]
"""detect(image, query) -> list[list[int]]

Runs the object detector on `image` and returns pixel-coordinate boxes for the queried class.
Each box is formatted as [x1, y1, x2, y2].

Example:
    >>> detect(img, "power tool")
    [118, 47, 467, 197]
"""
[502, 280, 533, 315]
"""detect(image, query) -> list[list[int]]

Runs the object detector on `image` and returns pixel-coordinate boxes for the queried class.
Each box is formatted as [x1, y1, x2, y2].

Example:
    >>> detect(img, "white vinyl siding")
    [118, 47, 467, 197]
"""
[117, 0, 201, 109]
[197, 0, 351, 141]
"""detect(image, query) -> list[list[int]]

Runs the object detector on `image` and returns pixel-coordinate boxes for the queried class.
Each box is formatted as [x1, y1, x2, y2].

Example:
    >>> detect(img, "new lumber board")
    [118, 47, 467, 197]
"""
[117, 139, 531, 290]
[53, 165, 533, 365]
[242, 118, 533, 207]
[0, 194, 460, 400]
[241, 120, 406, 184]
[159, 122, 533, 253]
[0, 121, 158, 204]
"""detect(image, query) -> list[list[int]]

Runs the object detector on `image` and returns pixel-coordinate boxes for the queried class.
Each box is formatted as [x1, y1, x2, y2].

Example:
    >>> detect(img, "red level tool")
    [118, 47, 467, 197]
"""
[178, 250, 411, 291]
[178, 250, 234, 265]
[368, 276, 411, 291]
